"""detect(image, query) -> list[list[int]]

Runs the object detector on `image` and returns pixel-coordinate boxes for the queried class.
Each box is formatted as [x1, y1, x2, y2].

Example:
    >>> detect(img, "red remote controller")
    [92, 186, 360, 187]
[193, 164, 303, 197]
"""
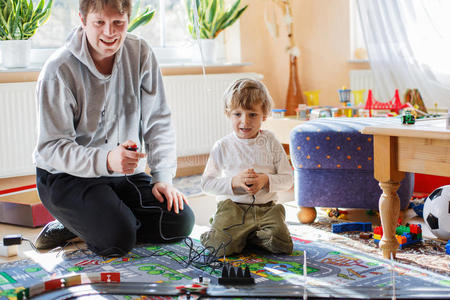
[126, 145, 138, 151]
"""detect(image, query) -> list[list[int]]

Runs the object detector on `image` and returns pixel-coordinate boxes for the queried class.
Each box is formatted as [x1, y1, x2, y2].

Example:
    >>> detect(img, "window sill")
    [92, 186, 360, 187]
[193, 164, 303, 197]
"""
[0, 62, 251, 73]
[0, 64, 43, 73]
[348, 59, 369, 63]
[160, 62, 251, 68]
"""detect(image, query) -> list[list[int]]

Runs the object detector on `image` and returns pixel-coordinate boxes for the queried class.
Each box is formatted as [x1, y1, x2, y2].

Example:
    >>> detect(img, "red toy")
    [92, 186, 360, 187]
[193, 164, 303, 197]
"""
[365, 89, 408, 116]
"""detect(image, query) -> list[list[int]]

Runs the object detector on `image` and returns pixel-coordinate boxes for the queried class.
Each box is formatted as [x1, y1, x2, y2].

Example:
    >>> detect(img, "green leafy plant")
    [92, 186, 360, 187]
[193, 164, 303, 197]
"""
[128, 0, 155, 32]
[186, 0, 248, 39]
[0, 0, 53, 40]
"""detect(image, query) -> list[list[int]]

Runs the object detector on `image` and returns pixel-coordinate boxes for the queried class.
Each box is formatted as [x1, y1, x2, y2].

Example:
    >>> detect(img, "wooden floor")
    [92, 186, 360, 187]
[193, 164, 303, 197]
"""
[0, 170, 430, 265]
[0, 223, 42, 263]
[0, 155, 209, 263]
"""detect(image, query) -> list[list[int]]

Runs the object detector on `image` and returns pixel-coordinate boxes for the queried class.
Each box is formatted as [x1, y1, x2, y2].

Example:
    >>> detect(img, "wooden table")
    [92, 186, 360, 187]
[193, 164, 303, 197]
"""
[262, 117, 305, 145]
[361, 118, 450, 259]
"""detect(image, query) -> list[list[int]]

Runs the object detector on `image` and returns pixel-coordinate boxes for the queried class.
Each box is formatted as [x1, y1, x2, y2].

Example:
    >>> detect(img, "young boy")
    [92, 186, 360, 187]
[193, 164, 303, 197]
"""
[200, 78, 294, 256]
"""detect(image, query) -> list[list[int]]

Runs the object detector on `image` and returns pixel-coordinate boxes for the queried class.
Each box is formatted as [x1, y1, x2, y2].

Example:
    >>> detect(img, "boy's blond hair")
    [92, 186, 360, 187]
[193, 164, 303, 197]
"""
[79, 0, 131, 20]
[224, 78, 273, 116]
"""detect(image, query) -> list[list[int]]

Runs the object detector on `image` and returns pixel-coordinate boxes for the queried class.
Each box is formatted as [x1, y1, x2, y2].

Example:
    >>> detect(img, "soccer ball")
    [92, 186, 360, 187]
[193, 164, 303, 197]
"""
[423, 185, 450, 240]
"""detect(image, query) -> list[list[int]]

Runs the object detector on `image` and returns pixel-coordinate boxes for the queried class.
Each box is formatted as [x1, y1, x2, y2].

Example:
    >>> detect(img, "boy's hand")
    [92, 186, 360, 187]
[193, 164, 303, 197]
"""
[245, 170, 269, 195]
[107, 140, 147, 174]
[231, 168, 256, 194]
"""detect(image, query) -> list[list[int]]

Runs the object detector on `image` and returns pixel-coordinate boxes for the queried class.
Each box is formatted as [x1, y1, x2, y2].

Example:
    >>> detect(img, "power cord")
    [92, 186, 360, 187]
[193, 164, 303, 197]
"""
[124, 171, 225, 272]
[3, 234, 37, 251]
[223, 195, 256, 231]
[219, 190, 257, 258]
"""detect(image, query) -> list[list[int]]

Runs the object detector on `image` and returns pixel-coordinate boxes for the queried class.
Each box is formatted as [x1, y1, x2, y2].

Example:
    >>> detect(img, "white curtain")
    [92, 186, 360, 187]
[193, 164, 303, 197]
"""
[357, 0, 450, 108]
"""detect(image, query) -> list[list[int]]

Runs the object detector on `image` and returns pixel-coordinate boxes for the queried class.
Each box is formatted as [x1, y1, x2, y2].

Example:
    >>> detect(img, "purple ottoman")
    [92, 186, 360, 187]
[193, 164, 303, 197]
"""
[289, 118, 414, 223]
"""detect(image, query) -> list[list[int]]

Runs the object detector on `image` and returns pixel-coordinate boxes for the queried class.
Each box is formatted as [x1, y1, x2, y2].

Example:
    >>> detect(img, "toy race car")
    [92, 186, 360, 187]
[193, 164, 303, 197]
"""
[401, 110, 415, 125]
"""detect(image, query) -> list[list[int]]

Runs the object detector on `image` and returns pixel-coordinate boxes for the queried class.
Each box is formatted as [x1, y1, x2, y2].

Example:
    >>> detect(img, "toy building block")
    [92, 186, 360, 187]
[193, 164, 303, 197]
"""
[332, 222, 372, 233]
[446, 241, 450, 255]
[359, 232, 373, 239]
[374, 226, 383, 235]
[218, 265, 254, 285]
[373, 224, 422, 249]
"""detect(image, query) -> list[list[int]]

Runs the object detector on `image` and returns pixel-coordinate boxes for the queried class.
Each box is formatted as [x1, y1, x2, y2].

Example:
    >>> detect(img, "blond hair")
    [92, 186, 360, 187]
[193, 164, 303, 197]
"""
[79, 0, 131, 20]
[224, 78, 273, 116]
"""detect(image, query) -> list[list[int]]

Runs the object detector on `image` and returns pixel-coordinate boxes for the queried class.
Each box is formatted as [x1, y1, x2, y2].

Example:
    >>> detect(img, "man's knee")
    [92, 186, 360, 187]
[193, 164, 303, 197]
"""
[176, 205, 196, 235]
[87, 221, 137, 257]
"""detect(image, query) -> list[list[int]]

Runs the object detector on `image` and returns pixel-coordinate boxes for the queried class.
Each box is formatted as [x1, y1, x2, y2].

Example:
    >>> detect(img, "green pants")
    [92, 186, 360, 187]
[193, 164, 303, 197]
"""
[200, 199, 293, 256]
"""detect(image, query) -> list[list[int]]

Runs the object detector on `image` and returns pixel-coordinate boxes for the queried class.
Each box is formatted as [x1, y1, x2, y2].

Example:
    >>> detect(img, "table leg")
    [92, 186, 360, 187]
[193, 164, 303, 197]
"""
[378, 181, 401, 259]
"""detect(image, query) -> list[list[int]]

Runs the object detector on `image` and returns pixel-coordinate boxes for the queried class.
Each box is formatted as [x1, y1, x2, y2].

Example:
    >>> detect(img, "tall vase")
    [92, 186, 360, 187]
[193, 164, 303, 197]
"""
[285, 55, 305, 115]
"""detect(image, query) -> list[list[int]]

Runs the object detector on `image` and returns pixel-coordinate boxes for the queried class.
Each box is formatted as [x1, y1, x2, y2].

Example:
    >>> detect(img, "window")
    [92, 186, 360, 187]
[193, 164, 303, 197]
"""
[349, 0, 367, 61]
[30, 0, 239, 65]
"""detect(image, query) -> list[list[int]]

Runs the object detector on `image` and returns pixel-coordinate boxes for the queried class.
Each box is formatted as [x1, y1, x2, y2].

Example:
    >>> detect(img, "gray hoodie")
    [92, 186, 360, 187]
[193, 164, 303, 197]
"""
[33, 26, 176, 183]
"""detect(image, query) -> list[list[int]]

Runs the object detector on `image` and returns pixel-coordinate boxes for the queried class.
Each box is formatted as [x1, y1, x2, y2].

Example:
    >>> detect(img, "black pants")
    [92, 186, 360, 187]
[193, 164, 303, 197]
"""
[36, 168, 195, 257]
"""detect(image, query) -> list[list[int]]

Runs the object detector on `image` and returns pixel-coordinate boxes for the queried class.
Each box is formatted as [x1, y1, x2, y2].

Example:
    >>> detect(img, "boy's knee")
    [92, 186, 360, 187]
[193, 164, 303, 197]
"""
[256, 227, 293, 254]
[258, 226, 291, 242]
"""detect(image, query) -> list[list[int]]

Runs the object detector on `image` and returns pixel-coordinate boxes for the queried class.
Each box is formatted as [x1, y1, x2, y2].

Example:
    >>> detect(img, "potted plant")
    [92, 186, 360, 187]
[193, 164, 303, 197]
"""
[186, 0, 247, 63]
[0, 0, 53, 68]
[128, 0, 155, 32]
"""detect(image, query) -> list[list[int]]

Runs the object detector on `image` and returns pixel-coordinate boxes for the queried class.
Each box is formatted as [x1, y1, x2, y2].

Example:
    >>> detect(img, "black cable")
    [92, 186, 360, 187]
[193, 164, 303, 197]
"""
[123, 162, 258, 272]
[124, 174, 225, 272]
[125, 174, 188, 242]
[223, 195, 256, 231]
[21, 237, 37, 252]
[218, 194, 256, 259]
[1, 177, 255, 275]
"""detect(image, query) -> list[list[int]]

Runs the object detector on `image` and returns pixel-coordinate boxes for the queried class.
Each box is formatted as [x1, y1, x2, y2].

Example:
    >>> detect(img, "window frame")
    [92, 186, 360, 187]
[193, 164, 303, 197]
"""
[349, 0, 367, 62]
[1, 0, 243, 68]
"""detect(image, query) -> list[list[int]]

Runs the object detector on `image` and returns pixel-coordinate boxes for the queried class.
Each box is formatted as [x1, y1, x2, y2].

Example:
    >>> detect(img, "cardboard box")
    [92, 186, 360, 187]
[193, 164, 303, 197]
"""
[0, 187, 54, 227]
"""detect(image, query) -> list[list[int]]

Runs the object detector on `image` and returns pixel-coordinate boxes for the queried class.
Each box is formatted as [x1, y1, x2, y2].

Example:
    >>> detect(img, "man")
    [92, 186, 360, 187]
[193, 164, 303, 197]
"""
[33, 0, 194, 257]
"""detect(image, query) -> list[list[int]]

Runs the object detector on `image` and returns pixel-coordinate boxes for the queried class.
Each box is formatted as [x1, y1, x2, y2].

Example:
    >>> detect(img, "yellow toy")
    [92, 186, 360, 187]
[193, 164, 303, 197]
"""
[303, 90, 320, 106]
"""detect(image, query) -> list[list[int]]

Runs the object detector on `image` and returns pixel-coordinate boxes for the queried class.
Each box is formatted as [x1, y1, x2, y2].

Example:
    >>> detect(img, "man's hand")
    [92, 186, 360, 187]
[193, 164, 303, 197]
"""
[107, 140, 146, 174]
[152, 182, 188, 214]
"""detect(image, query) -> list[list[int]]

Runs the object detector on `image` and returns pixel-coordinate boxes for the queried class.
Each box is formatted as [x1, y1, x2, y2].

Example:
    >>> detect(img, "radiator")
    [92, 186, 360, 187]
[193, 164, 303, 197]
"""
[349, 69, 381, 103]
[0, 73, 261, 178]
[165, 73, 262, 157]
[0, 82, 38, 178]
[349, 69, 374, 91]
